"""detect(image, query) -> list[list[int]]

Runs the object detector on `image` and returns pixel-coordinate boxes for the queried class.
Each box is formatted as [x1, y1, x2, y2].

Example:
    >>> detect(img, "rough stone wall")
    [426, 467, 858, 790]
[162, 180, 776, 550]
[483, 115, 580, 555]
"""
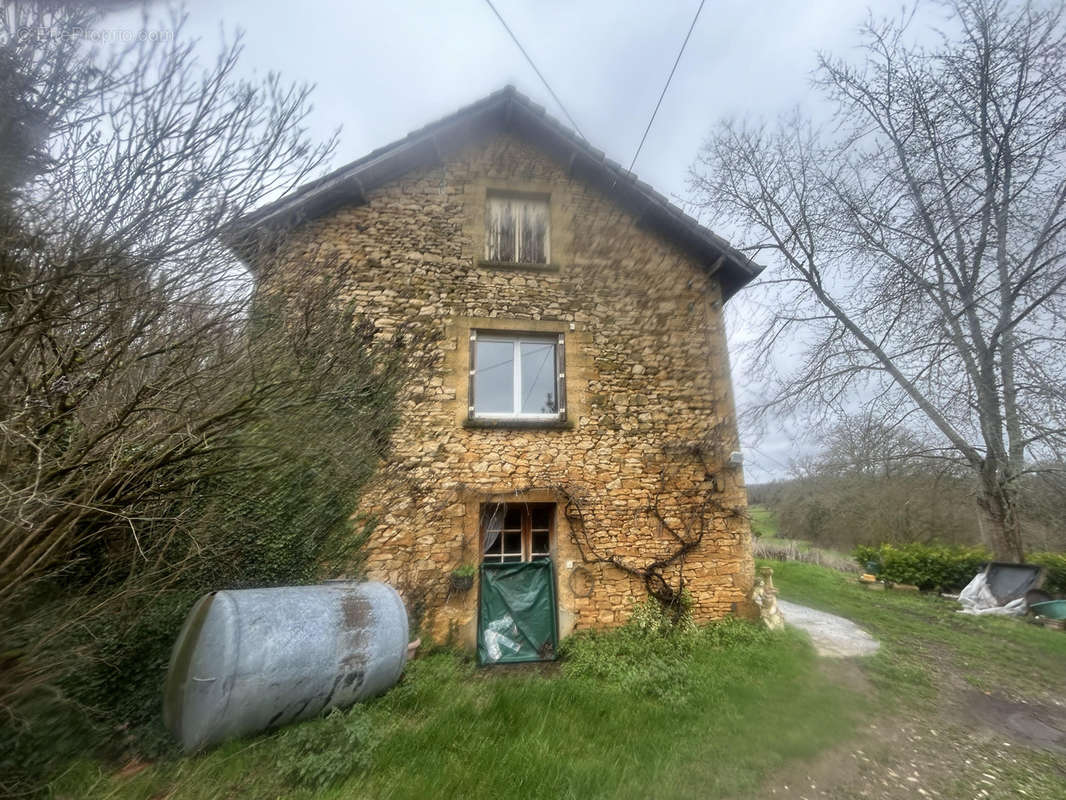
[262, 130, 755, 647]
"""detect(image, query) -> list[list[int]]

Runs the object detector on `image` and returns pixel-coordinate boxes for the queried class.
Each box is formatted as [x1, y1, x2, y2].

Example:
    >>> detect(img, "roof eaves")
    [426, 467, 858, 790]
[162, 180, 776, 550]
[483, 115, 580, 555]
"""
[230, 85, 763, 299]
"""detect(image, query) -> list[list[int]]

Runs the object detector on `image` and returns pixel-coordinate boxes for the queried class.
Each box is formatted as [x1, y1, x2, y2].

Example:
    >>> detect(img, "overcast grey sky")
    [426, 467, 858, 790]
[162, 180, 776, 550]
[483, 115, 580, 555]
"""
[164, 0, 912, 197]
[113, 0, 940, 481]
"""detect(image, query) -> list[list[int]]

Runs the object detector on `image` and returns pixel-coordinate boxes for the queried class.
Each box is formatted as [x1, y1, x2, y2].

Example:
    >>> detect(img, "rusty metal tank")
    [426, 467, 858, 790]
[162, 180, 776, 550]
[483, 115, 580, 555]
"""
[163, 581, 408, 753]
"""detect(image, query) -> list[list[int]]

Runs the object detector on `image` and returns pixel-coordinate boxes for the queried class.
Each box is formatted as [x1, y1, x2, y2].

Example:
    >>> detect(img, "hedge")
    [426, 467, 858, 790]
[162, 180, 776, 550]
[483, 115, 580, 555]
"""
[1029, 552, 1066, 595]
[853, 543, 1066, 594]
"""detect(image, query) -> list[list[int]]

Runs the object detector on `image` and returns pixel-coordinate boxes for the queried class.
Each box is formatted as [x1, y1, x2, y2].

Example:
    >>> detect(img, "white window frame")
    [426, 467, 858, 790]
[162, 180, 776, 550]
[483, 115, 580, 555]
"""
[469, 331, 565, 421]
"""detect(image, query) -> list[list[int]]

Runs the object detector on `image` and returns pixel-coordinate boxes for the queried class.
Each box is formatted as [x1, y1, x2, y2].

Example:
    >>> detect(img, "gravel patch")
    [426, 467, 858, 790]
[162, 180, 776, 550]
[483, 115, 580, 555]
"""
[778, 599, 880, 658]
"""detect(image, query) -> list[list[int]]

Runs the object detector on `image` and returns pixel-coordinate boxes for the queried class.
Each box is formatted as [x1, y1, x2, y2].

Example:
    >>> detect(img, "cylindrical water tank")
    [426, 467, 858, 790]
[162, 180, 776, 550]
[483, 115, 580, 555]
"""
[163, 581, 408, 753]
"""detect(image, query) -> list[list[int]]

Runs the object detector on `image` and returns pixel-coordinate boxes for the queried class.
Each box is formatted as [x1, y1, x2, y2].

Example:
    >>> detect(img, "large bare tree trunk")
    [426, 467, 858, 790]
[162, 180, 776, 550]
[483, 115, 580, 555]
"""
[976, 462, 1025, 563]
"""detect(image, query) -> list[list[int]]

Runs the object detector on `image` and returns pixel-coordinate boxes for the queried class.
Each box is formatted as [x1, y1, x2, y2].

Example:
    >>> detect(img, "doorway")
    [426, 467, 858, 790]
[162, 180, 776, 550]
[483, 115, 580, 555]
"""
[477, 502, 559, 664]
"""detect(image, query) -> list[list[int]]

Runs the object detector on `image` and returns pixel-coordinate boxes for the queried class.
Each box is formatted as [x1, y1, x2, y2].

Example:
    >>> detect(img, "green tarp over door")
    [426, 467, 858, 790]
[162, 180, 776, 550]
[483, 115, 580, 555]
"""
[478, 560, 558, 664]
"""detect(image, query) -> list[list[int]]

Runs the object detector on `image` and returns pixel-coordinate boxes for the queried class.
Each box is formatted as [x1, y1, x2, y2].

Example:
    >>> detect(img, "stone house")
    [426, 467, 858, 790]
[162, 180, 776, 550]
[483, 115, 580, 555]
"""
[235, 87, 762, 662]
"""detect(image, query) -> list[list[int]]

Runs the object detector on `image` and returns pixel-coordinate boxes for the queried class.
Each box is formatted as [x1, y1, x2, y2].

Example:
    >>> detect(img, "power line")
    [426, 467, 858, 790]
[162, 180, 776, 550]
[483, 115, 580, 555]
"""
[628, 0, 706, 172]
[748, 444, 792, 474]
[482, 0, 587, 141]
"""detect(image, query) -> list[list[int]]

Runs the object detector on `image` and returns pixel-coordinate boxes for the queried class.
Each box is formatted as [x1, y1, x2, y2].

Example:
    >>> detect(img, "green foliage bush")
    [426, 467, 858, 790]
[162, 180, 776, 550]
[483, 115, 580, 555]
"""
[1, 309, 412, 795]
[0, 592, 194, 790]
[69, 591, 202, 760]
[855, 542, 1066, 594]
[274, 706, 376, 790]
[852, 544, 879, 570]
[561, 598, 771, 705]
[1028, 552, 1066, 595]
[853, 543, 989, 590]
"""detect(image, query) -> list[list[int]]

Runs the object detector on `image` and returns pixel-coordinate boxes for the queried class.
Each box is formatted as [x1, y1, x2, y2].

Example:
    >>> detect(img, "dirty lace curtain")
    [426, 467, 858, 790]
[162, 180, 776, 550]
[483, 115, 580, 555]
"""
[487, 196, 548, 264]
[482, 503, 505, 554]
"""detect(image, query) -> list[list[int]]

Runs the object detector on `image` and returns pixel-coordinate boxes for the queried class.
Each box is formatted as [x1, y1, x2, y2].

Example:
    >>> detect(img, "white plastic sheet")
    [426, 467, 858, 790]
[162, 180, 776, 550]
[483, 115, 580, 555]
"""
[957, 572, 1027, 616]
[482, 615, 523, 662]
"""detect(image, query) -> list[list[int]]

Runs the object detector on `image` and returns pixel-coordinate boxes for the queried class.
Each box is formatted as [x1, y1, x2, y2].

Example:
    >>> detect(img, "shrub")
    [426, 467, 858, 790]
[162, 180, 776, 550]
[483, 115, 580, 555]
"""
[854, 542, 1066, 593]
[0, 309, 412, 795]
[627, 591, 696, 635]
[853, 542, 990, 591]
[1029, 552, 1066, 595]
[65, 590, 201, 760]
[561, 599, 769, 705]
[561, 601, 695, 705]
[853, 544, 880, 571]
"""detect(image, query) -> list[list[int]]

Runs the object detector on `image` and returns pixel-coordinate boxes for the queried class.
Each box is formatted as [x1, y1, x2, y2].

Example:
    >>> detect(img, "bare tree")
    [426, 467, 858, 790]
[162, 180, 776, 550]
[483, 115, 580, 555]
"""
[815, 411, 932, 478]
[0, 8, 431, 761]
[0, 2, 335, 603]
[690, 0, 1066, 561]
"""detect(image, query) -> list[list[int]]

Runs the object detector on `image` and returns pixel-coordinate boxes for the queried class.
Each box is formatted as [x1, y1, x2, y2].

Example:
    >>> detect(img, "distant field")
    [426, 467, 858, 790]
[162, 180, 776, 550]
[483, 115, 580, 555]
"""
[748, 505, 780, 538]
[748, 505, 858, 570]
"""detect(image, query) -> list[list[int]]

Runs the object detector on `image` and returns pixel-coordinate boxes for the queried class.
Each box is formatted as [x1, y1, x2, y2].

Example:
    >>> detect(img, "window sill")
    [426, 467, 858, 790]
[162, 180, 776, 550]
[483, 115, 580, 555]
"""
[477, 259, 561, 273]
[464, 416, 572, 431]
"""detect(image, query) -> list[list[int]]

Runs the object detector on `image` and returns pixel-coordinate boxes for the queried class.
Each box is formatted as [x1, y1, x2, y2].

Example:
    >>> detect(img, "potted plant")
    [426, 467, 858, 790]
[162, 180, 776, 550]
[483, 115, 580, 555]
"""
[450, 564, 477, 591]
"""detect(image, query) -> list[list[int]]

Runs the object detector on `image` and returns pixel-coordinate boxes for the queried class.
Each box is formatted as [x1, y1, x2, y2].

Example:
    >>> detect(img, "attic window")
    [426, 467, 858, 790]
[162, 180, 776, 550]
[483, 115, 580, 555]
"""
[486, 194, 549, 264]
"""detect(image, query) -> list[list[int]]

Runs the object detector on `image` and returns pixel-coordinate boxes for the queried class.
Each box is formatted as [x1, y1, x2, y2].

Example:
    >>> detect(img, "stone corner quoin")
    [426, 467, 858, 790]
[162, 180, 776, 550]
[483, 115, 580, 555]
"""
[249, 122, 756, 648]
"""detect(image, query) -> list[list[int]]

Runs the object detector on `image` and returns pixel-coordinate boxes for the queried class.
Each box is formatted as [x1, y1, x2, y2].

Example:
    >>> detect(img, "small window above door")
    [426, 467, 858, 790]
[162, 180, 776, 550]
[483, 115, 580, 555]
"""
[481, 502, 555, 564]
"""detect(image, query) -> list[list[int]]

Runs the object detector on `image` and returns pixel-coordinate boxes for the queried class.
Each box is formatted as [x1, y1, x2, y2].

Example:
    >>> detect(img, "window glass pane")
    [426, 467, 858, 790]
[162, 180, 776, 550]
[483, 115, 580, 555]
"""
[502, 555, 522, 563]
[517, 201, 548, 263]
[503, 507, 522, 530]
[483, 506, 504, 530]
[483, 533, 502, 556]
[487, 198, 516, 262]
[502, 532, 522, 555]
[488, 197, 547, 263]
[531, 531, 550, 555]
[474, 339, 514, 414]
[520, 341, 557, 414]
[530, 506, 551, 531]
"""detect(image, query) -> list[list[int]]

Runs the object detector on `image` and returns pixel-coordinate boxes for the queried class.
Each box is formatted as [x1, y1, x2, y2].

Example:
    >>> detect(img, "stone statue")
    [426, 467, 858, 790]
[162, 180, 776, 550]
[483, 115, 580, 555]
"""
[752, 566, 785, 631]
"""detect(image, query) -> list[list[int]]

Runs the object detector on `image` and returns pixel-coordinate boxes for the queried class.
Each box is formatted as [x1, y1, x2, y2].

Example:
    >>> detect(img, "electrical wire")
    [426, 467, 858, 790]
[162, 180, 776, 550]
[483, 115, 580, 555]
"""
[628, 0, 706, 172]
[482, 0, 587, 141]
[748, 444, 792, 475]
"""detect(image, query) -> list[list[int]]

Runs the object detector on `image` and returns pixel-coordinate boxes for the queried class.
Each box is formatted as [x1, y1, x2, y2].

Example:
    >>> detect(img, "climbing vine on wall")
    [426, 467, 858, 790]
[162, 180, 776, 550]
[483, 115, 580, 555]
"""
[442, 418, 746, 622]
[559, 424, 744, 619]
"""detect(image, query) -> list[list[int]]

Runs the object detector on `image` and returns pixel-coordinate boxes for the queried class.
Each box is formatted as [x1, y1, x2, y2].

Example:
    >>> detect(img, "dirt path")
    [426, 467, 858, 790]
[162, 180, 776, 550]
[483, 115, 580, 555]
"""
[759, 694, 1066, 799]
[756, 601, 1066, 799]
[778, 599, 880, 658]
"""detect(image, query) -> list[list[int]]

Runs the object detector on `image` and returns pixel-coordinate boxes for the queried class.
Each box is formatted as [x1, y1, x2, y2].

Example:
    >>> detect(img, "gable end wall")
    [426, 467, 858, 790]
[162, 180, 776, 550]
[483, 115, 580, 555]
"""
[261, 131, 755, 646]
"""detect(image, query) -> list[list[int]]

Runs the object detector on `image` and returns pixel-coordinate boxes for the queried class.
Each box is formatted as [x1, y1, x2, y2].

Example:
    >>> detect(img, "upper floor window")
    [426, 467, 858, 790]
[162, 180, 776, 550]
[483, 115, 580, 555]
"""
[486, 194, 549, 264]
[470, 331, 564, 420]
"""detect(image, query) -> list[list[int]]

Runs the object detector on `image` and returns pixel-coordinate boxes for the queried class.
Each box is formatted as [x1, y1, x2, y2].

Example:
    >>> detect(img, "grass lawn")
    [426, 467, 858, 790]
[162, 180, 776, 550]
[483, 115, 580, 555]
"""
[766, 560, 1066, 702]
[748, 506, 858, 571]
[765, 561, 1066, 798]
[747, 504, 779, 538]
[53, 622, 858, 800]
[51, 563, 1066, 799]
